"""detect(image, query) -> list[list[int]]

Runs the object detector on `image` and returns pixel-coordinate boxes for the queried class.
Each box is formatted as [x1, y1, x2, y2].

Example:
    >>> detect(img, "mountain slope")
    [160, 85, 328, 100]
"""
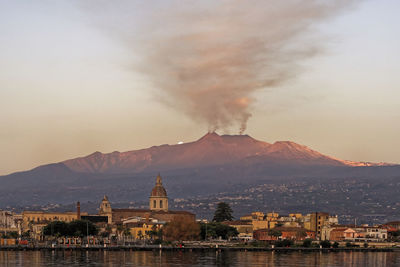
[62, 132, 365, 174]
[0, 133, 398, 210]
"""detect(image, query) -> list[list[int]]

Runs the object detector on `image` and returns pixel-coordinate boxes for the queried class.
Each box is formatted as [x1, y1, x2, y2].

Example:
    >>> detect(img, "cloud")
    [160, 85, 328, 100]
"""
[84, 0, 358, 133]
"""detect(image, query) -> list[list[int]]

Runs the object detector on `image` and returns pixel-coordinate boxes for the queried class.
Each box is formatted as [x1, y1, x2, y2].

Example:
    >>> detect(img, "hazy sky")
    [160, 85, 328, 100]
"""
[0, 0, 399, 175]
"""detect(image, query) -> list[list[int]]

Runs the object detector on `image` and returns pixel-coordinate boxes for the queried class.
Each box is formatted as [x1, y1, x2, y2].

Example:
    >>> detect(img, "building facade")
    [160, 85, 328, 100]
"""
[149, 174, 168, 212]
[0, 211, 21, 235]
[100, 174, 195, 225]
[322, 225, 388, 242]
[253, 227, 316, 241]
[309, 212, 328, 238]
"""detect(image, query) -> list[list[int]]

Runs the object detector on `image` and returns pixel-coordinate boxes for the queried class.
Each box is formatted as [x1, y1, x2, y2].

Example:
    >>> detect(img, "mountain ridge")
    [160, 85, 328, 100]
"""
[60, 132, 392, 174]
[0, 132, 398, 213]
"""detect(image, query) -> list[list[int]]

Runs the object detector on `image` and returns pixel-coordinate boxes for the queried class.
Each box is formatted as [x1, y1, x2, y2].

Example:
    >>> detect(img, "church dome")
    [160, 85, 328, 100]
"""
[150, 174, 167, 197]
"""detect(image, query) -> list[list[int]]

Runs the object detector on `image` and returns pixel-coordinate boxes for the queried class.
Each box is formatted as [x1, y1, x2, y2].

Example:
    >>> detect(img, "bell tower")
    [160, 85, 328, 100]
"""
[149, 174, 168, 212]
[99, 195, 112, 223]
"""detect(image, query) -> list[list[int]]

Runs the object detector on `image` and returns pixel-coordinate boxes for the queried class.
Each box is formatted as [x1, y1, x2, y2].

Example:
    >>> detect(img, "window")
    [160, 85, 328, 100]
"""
[160, 200, 163, 209]
[153, 200, 156, 208]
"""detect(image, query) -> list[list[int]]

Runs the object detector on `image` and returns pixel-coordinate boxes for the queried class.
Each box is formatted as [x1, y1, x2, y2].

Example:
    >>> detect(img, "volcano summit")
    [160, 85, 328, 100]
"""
[62, 132, 386, 174]
[0, 133, 396, 208]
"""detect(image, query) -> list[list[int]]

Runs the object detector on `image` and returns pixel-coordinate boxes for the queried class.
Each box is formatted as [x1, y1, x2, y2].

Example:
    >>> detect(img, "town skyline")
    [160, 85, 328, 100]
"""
[1, 173, 399, 247]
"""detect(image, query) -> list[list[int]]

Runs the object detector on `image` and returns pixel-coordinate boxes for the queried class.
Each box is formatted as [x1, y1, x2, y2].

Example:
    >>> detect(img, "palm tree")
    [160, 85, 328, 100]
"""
[138, 230, 144, 240]
[123, 228, 131, 237]
[104, 225, 112, 238]
[116, 224, 124, 239]
[268, 229, 282, 240]
[149, 225, 158, 240]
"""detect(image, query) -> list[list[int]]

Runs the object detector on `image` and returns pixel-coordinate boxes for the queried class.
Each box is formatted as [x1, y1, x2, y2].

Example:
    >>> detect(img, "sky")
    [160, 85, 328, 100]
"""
[0, 0, 399, 175]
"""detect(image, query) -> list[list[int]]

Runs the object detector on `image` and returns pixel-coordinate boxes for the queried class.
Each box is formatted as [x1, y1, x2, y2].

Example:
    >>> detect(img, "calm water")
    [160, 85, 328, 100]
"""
[1, 250, 400, 267]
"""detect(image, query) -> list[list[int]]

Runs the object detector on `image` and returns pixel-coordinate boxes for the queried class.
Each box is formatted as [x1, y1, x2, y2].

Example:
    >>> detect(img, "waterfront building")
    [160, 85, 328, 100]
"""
[236, 211, 340, 241]
[307, 212, 338, 239]
[22, 210, 88, 230]
[121, 216, 165, 240]
[223, 220, 253, 240]
[384, 221, 400, 230]
[240, 212, 279, 230]
[277, 215, 301, 228]
[253, 227, 315, 241]
[309, 212, 329, 239]
[250, 213, 269, 230]
[322, 226, 348, 241]
[322, 225, 388, 242]
[99, 174, 195, 225]
[0, 211, 17, 229]
[0, 211, 21, 236]
[21, 208, 88, 240]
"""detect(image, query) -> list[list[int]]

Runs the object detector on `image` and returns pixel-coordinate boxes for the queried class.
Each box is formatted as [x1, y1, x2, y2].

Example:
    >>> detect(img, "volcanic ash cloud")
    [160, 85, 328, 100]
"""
[93, 0, 358, 134]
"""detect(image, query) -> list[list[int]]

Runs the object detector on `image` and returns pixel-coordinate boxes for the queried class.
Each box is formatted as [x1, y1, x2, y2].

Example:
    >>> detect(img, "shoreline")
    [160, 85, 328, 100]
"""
[0, 246, 397, 252]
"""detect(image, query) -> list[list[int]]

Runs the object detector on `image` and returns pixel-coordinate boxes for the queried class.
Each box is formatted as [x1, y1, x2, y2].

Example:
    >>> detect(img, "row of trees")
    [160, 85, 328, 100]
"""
[41, 217, 238, 242]
[42, 202, 237, 241]
[160, 217, 239, 241]
[43, 220, 98, 237]
[163, 202, 237, 241]
[0, 231, 19, 239]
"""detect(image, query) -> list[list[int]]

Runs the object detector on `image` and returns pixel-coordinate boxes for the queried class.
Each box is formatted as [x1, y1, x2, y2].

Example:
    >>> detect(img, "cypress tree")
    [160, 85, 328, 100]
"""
[212, 202, 233, 222]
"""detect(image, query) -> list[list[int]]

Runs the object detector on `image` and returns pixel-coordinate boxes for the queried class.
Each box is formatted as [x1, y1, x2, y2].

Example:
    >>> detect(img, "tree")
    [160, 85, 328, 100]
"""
[268, 229, 282, 238]
[392, 230, 400, 237]
[43, 221, 69, 236]
[163, 216, 200, 241]
[302, 238, 312, 247]
[390, 230, 400, 241]
[137, 230, 144, 240]
[296, 230, 307, 240]
[116, 224, 124, 237]
[100, 231, 109, 238]
[4, 231, 19, 239]
[275, 239, 293, 247]
[22, 231, 31, 239]
[105, 225, 112, 236]
[123, 228, 132, 237]
[320, 240, 331, 248]
[200, 222, 238, 240]
[148, 225, 159, 240]
[68, 220, 98, 237]
[212, 202, 234, 222]
[43, 220, 97, 237]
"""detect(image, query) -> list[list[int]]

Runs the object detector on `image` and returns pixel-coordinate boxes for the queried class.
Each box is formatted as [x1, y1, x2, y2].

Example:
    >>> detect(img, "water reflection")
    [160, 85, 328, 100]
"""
[0, 250, 399, 266]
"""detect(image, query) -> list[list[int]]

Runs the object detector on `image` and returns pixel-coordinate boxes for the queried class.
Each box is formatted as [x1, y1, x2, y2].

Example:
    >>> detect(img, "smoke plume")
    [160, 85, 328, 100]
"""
[89, 0, 357, 134]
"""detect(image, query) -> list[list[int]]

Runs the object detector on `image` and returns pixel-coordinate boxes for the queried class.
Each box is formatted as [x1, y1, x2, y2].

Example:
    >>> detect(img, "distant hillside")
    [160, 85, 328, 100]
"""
[0, 133, 398, 218]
